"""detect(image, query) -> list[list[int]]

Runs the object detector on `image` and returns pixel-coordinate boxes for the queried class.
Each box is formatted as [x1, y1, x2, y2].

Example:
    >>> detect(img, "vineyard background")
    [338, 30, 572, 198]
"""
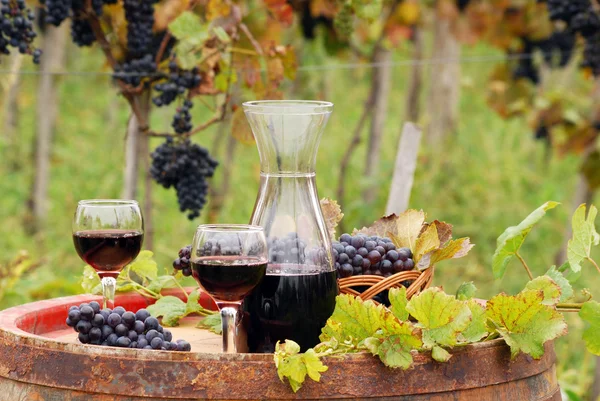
[0, 0, 599, 399]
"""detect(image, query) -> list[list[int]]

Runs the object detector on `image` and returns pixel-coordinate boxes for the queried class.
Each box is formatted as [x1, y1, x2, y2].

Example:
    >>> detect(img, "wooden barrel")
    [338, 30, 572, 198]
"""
[0, 293, 561, 400]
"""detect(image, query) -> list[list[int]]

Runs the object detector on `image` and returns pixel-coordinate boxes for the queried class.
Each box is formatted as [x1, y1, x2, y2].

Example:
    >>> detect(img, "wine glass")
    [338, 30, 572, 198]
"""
[191, 224, 267, 353]
[73, 200, 144, 309]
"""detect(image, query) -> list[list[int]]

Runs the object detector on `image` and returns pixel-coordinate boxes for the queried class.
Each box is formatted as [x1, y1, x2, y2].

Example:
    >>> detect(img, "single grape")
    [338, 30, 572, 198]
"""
[100, 309, 111, 320]
[150, 337, 163, 349]
[350, 236, 366, 249]
[113, 306, 126, 316]
[107, 313, 121, 328]
[404, 259, 415, 270]
[101, 325, 113, 339]
[66, 318, 73, 327]
[365, 241, 376, 251]
[121, 311, 136, 328]
[144, 316, 160, 331]
[177, 340, 191, 352]
[338, 253, 349, 264]
[80, 305, 94, 321]
[134, 320, 145, 334]
[397, 248, 411, 262]
[352, 254, 364, 267]
[116, 336, 132, 348]
[68, 309, 81, 325]
[138, 338, 149, 348]
[375, 246, 386, 256]
[106, 333, 118, 346]
[144, 345, 153, 349]
[69, 305, 78, 312]
[89, 327, 102, 341]
[76, 320, 91, 334]
[367, 250, 382, 264]
[163, 330, 173, 342]
[89, 301, 101, 314]
[381, 260, 393, 275]
[78, 332, 90, 344]
[146, 329, 160, 341]
[130, 341, 138, 349]
[340, 263, 353, 278]
[115, 324, 129, 337]
[344, 246, 357, 258]
[135, 308, 150, 322]
[340, 233, 352, 243]
[393, 260, 404, 273]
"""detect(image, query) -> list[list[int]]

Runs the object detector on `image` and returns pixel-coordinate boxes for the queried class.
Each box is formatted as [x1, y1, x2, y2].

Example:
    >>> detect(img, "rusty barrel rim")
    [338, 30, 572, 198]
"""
[0, 293, 558, 399]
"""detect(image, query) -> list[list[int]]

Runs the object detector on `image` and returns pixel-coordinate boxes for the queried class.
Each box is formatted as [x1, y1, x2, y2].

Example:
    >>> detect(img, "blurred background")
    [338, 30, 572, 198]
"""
[0, 0, 599, 399]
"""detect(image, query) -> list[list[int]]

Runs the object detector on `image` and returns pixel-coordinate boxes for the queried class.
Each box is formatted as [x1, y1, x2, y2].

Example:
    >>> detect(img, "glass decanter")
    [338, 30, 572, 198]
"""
[242, 100, 339, 353]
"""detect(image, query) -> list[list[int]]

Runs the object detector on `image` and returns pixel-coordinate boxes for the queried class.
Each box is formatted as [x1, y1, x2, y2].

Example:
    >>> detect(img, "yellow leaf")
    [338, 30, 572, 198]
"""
[231, 107, 254, 145]
[206, 0, 231, 21]
[414, 223, 440, 262]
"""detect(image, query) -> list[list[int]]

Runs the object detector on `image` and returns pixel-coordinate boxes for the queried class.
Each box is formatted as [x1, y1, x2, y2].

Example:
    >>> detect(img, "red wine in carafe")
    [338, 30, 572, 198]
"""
[243, 267, 338, 353]
[73, 229, 143, 277]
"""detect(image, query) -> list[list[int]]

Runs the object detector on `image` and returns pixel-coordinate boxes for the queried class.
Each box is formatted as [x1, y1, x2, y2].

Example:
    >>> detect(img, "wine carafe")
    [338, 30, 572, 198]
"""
[242, 100, 338, 353]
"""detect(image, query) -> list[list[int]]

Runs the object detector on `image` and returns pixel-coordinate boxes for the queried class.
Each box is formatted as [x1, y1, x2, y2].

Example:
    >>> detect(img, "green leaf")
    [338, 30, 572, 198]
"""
[432, 346, 452, 362]
[406, 287, 472, 348]
[212, 26, 231, 43]
[129, 251, 158, 281]
[486, 289, 567, 359]
[169, 11, 205, 40]
[146, 275, 179, 295]
[456, 282, 477, 301]
[174, 41, 201, 70]
[81, 265, 101, 294]
[146, 290, 205, 327]
[460, 300, 488, 343]
[524, 276, 561, 305]
[545, 266, 573, 302]
[567, 204, 600, 273]
[274, 341, 326, 393]
[414, 223, 440, 262]
[197, 312, 221, 334]
[492, 201, 560, 279]
[579, 301, 600, 355]
[388, 287, 409, 321]
[364, 312, 422, 369]
[320, 294, 385, 344]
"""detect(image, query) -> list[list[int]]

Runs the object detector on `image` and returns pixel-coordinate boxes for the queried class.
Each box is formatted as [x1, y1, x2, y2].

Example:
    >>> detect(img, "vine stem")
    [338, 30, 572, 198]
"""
[515, 252, 534, 280]
[556, 302, 584, 311]
[587, 256, 600, 275]
[172, 277, 189, 301]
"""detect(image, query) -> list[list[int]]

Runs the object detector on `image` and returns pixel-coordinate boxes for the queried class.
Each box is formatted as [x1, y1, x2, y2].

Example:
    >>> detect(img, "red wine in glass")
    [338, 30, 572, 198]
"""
[73, 229, 144, 278]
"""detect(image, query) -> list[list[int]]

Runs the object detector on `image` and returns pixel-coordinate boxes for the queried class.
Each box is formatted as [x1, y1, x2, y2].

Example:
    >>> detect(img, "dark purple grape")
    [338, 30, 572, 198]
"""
[362, 258, 371, 272]
[80, 305, 94, 321]
[89, 301, 101, 314]
[352, 265, 362, 275]
[357, 247, 368, 257]
[128, 330, 138, 341]
[151, 337, 163, 349]
[340, 233, 352, 243]
[338, 253, 349, 264]
[375, 246, 386, 256]
[365, 241, 376, 251]
[345, 246, 357, 258]
[340, 263, 353, 278]
[107, 313, 121, 328]
[69, 305, 78, 312]
[76, 320, 91, 334]
[386, 250, 399, 262]
[144, 317, 160, 331]
[381, 260, 393, 275]
[146, 329, 160, 341]
[101, 325, 113, 339]
[100, 309, 111, 320]
[383, 242, 395, 252]
[352, 255, 364, 267]
[367, 251, 382, 264]
[66, 318, 73, 327]
[121, 311, 136, 328]
[106, 333, 118, 346]
[115, 324, 129, 337]
[113, 306, 126, 316]
[134, 320, 145, 334]
[78, 333, 90, 344]
[68, 309, 81, 324]
[92, 314, 105, 328]
[135, 309, 150, 322]
[130, 341, 138, 349]
[116, 336, 131, 348]
[138, 338, 149, 348]
[177, 340, 191, 352]
[393, 260, 405, 273]
[89, 327, 102, 341]
[351, 236, 366, 248]
[397, 248, 412, 262]
[164, 330, 173, 342]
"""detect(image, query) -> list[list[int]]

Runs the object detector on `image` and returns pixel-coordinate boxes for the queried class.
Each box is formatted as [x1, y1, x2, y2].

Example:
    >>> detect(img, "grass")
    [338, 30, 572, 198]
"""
[0, 41, 598, 398]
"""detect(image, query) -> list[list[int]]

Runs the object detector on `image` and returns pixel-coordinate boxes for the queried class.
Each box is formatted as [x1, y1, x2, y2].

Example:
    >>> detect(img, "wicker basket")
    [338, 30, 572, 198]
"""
[339, 267, 434, 301]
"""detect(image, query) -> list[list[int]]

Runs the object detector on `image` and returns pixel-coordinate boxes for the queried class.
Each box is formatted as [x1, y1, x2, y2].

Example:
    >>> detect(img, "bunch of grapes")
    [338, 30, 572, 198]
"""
[152, 62, 202, 107]
[0, 0, 40, 63]
[66, 302, 191, 351]
[113, 54, 157, 87]
[70, 18, 95, 47]
[332, 233, 415, 279]
[123, 0, 159, 58]
[546, 0, 590, 23]
[172, 100, 194, 135]
[267, 233, 308, 264]
[150, 138, 218, 219]
[173, 245, 192, 277]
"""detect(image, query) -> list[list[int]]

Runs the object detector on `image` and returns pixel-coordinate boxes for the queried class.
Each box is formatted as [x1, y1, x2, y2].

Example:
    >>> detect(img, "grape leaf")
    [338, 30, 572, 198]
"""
[320, 294, 385, 343]
[567, 204, 600, 273]
[545, 266, 573, 302]
[486, 289, 567, 359]
[492, 201, 560, 279]
[147, 290, 205, 327]
[579, 301, 600, 355]
[168, 11, 208, 44]
[146, 275, 179, 295]
[274, 341, 327, 393]
[364, 313, 422, 369]
[460, 300, 488, 343]
[524, 276, 561, 305]
[129, 251, 158, 281]
[197, 313, 222, 334]
[81, 265, 101, 294]
[320, 198, 344, 240]
[420, 220, 453, 245]
[432, 346, 452, 362]
[414, 223, 440, 262]
[354, 210, 425, 252]
[212, 26, 231, 44]
[456, 282, 477, 300]
[406, 287, 472, 348]
[418, 238, 474, 270]
[388, 286, 409, 321]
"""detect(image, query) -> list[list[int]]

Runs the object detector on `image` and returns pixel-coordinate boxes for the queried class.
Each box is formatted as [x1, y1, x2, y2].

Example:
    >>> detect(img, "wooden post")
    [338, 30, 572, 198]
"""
[2, 52, 23, 170]
[385, 123, 422, 215]
[405, 28, 424, 123]
[28, 24, 68, 233]
[427, 8, 461, 146]
[363, 44, 392, 203]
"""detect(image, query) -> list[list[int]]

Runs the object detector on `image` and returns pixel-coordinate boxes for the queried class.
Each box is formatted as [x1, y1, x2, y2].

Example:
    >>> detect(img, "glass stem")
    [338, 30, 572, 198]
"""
[220, 306, 238, 353]
[101, 276, 116, 310]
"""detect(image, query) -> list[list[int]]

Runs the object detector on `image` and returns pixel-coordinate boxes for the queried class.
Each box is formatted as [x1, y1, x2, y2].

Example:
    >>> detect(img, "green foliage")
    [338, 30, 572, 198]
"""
[456, 282, 477, 301]
[567, 204, 600, 273]
[147, 289, 213, 326]
[486, 288, 567, 359]
[545, 266, 574, 303]
[274, 341, 328, 393]
[0, 252, 38, 304]
[524, 276, 562, 305]
[492, 201, 560, 279]
[388, 286, 408, 321]
[197, 313, 222, 334]
[579, 301, 600, 355]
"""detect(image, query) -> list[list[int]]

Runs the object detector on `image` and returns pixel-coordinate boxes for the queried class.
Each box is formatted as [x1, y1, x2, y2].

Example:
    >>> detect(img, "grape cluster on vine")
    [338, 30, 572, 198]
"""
[66, 302, 191, 351]
[113, 54, 157, 87]
[172, 100, 194, 135]
[173, 245, 192, 277]
[150, 138, 218, 220]
[0, 0, 40, 63]
[123, 0, 159, 58]
[153, 62, 202, 107]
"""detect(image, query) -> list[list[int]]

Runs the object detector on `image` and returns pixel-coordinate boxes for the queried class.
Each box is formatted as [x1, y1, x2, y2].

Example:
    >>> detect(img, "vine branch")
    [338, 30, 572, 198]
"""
[515, 252, 534, 280]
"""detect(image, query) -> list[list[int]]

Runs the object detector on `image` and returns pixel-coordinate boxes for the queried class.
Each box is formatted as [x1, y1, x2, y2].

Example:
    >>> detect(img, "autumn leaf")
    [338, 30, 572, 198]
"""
[492, 201, 560, 279]
[414, 223, 440, 262]
[524, 276, 561, 305]
[354, 210, 425, 252]
[420, 220, 453, 245]
[406, 287, 472, 348]
[320, 198, 344, 240]
[486, 289, 567, 359]
[364, 312, 422, 369]
[567, 204, 600, 273]
[418, 238, 474, 270]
